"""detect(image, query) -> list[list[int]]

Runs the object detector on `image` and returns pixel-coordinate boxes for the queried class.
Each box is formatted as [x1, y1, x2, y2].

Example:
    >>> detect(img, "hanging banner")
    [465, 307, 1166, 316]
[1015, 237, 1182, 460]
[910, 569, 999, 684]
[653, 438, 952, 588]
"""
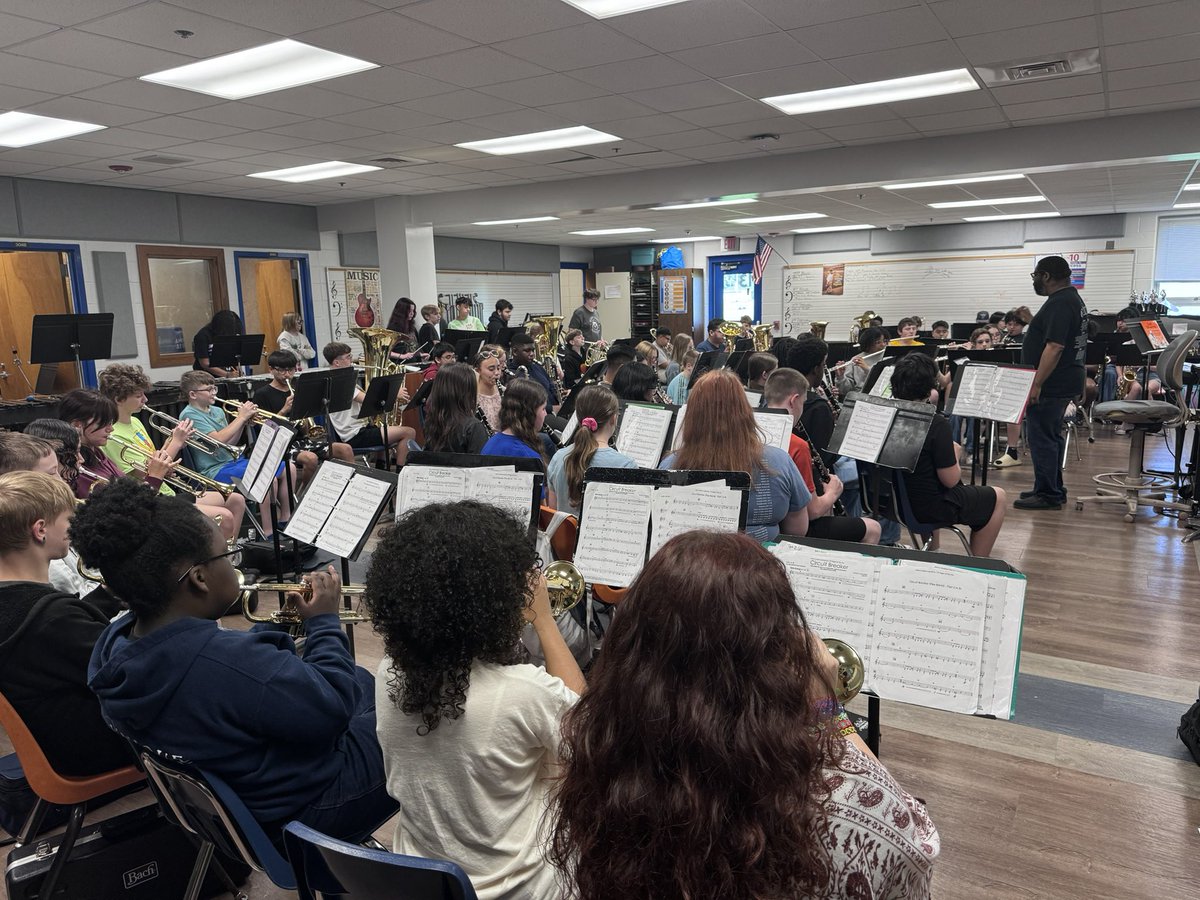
[325, 267, 382, 357]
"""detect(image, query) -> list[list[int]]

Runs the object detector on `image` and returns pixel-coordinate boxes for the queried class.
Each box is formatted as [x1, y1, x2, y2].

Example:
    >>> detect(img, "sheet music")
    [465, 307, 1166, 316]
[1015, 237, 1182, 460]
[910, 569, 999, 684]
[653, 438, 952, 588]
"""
[753, 409, 792, 451]
[868, 368, 893, 398]
[317, 474, 392, 558]
[949, 365, 1035, 424]
[398, 465, 467, 514]
[284, 463, 354, 544]
[1141, 320, 1168, 349]
[770, 543, 880, 664]
[615, 405, 673, 468]
[745, 389, 761, 406]
[574, 482, 653, 587]
[838, 400, 896, 463]
[244, 421, 295, 505]
[467, 467, 537, 526]
[560, 411, 578, 444]
[987, 574, 1025, 718]
[670, 403, 687, 450]
[648, 480, 741, 559]
[870, 562, 987, 713]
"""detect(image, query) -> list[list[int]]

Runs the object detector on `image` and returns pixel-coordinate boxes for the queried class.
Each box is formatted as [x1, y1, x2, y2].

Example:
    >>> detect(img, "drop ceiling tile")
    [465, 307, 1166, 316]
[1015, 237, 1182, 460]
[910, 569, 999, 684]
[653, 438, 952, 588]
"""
[719, 61, 848, 99]
[402, 121, 506, 145]
[0, 12, 58, 48]
[0, 84, 57, 108]
[1102, 0, 1200, 43]
[1103, 34, 1200, 69]
[401, 46, 552, 88]
[402, 0, 586, 43]
[162, 140, 262, 160]
[459, 109, 577, 136]
[819, 119, 919, 141]
[679, 141, 764, 161]
[1106, 59, 1200, 92]
[641, 128, 736, 151]
[180, 102, 310, 130]
[476, 74, 609, 106]
[68, 128, 186, 150]
[588, 113, 694, 138]
[244, 85, 378, 117]
[456, 170, 525, 185]
[569, 55, 701, 93]
[830, 41, 967, 82]
[605, 0, 776, 53]
[953, 17, 1098, 63]
[325, 104, 447, 131]
[538, 95, 659, 124]
[164, 0, 382, 34]
[8, 30, 196, 78]
[906, 106, 1008, 132]
[18, 96, 159, 127]
[267, 120, 379, 142]
[127, 116, 246, 140]
[0, 148, 92, 167]
[492, 22, 651, 72]
[0, 53, 120, 93]
[624, 80, 748, 114]
[928, 0, 1095, 37]
[885, 90, 996, 116]
[793, 6, 947, 56]
[321, 67, 457, 103]
[552, 157, 628, 174]
[78, 3, 278, 56]
[221, 131, 322, 151]
[1001, 93, 1106, 120]
[74, 79, 223, 114]
[668, 33, 816, 79]
[743, 0, 920, 30]
[295, 11, 473, 66]
[763, 133, 840, 153]
[1108, 82, 1200, 109]
[405, 88, 529, 119]
[989, 74, 1105, 105]
[327, 132, 430, 153]
[8, 0, 147, 27]
[708, 117, 823, 140]
[673, 101, 777, 128]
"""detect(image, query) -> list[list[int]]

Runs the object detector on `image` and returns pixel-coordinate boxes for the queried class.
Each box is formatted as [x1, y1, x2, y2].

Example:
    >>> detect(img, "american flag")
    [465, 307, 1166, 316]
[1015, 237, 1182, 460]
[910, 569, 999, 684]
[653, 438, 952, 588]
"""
[752, 234, 774, 284]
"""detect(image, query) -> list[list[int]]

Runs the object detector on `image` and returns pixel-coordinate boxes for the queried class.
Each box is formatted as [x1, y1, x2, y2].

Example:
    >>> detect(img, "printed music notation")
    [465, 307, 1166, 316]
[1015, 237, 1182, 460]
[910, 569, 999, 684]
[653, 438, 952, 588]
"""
[615, 405, 674, 469]
[647, 480, 741, 560]
[868, 368, 894, 399]
[574, 482, 654, 587]
[284, 461, 394, 560]
[286, 463, 353, 544]
[837, 399, 896, 463]
[242, 420, 295, 505]
[398, 465, 538, 529]
[752, 409, 793, 452]
[773, 543, 876, 656]
[949, 364, 1035, 424]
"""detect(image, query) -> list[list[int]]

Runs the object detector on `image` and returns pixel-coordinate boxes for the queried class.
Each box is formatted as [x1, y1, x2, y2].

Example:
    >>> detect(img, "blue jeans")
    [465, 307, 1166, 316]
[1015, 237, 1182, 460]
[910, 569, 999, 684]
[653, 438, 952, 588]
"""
[1025, 397, 1070, 503]
[1100, 365, 1117, 403]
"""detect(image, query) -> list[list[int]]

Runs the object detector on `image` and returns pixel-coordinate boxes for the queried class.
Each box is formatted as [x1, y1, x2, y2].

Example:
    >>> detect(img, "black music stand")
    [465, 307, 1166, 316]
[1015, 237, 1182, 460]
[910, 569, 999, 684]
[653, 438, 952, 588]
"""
[950, 322, 978, 341]
[360, 373, 406, 421]
[498, 326, 526, 348]
[210, 334, 265, 376]
[688, 351, 728, 388]
[30, 313, 114, 388]
[289, 367, 357, 422]
[454, 336, 485, 362]
[828, 392, 935, 472]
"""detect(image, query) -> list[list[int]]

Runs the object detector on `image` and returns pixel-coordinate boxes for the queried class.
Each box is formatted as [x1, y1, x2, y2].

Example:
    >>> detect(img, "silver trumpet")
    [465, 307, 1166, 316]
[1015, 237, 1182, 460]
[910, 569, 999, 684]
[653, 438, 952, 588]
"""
[144, 407, 244, 460]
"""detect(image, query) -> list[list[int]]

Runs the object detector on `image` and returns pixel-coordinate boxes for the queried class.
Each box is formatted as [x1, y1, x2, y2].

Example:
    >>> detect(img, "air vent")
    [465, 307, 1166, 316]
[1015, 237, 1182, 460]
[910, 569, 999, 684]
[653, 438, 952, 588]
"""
[132, 154, 194, 165]
[975, 48, 1100, 87]
[368, 155, 428, 166]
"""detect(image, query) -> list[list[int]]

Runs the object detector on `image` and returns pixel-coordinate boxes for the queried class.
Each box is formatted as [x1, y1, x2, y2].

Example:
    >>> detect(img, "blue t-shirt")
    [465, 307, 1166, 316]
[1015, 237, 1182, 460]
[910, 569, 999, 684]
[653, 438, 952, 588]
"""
[659, 445, 810, 543]
[547, 445, 638, 516]
[666, 371, 691, 405]
[481, 432, 544, 463]
[179, 403, 234, 478]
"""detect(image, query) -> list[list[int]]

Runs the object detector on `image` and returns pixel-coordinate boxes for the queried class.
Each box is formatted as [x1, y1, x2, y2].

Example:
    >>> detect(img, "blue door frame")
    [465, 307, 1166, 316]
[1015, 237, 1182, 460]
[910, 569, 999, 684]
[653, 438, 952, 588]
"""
[232, 251, 316, 359]
[706, 254, 762, 323]
[0, 240, 95, 386]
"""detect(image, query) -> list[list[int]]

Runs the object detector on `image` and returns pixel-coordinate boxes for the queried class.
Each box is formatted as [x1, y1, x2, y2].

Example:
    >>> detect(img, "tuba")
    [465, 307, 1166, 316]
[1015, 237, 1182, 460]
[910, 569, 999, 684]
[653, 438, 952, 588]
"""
[849, 310, 876, 344]
[810, 321, 828, 340]
[718, 321, 744, 346]
[752, 324, 774, 352]
[350, 325, 403, 427]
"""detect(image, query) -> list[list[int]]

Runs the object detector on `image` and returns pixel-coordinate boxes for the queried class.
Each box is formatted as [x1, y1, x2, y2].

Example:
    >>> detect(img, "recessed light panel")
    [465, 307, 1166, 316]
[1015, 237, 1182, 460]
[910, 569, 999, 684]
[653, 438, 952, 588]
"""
[728, 213, 826, 224]
[558, 0, 696, 18]
[457, 126, 619, 156]
[963, 212, 1060, 222]
[141, 40, 378, 100]
[762, 68, 978, 115]
[0, 111, 104, 147]
[473, 216, 560, 225]
[649, 236, 722, 243]
[1172, 202, 1200, 209]
[249, 161, 382, 183]
[791, 224, 877, 233]
[884, 174, 1026, 190]
[570, 227, 655, 235]
[651, 198, 758, 210]
[928, 196, 1047, 209]
[1180, 185, 1200, 192]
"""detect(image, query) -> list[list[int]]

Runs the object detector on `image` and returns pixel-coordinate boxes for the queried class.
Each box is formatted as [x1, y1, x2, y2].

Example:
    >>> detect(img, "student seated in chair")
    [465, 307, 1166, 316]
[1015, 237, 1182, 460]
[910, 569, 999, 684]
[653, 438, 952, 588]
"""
[78, 478, 398, 843]
[322, 342, 415, 465]
[0, 471, 134, 776]
[888, 354, 1007, 556]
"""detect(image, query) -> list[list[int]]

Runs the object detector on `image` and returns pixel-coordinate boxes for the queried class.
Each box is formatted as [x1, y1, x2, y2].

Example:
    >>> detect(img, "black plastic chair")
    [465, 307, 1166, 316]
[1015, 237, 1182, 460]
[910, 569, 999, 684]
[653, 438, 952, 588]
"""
[284, 821, 479, 900]
[858, 461, 972, 554]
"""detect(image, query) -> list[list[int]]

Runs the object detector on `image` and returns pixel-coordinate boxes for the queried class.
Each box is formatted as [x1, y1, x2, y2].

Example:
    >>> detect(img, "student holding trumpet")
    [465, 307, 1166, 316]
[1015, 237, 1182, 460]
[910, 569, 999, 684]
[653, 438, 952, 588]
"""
[179, 370, 298, 537]
[98, 364, 246, 543]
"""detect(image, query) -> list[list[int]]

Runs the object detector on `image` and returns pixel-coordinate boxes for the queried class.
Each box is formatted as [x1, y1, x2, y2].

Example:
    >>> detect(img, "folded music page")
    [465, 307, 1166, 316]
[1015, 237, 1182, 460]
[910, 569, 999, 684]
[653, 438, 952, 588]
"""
[614, 404, 674, 468]
[574, 481, 654, 587]
[948, 364, 1035, 424]
[243, 420, 295, 505]
[648, 480, 742, 559]
[837, 399, 896, 463]
[753, 408, 793, 452]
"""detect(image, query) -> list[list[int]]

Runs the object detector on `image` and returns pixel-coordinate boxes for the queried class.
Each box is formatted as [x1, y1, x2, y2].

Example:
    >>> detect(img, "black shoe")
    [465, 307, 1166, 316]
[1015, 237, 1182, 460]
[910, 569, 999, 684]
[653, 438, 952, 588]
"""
[1019, 489, 1039, 499]
[1014, 494, 1063, 510]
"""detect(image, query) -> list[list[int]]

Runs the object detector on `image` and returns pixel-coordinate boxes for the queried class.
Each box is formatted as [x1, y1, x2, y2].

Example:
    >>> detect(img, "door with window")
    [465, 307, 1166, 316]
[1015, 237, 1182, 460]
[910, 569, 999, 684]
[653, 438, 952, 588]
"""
[235, 254, 313, 374]
[0, 248, 81, 399]
[708, 255, 762, 326]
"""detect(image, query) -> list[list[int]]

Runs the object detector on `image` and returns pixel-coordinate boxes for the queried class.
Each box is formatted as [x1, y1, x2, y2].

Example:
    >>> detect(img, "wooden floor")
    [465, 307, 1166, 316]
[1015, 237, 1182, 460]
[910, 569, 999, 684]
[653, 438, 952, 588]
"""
[2, 422, 1198, 899]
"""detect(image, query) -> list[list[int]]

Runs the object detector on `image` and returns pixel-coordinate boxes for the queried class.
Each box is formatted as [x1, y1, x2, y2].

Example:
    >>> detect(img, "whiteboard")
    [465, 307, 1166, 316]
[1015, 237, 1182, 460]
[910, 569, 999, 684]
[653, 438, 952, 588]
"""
[780, 251, 1134, 341]
[435, 271, 556, 327]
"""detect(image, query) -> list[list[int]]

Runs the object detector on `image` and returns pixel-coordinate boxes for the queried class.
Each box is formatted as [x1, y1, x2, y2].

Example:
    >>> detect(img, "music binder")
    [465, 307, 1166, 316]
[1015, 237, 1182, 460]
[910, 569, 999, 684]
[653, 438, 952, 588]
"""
[240, 419, 295, 505]
[669, 404, 791, 454]
[283, 460, 396, 561]
[771, 536, 1026, 720]
[612, 401, 676, 468]
[945, 362, 1036, 425]
[401, 451, 543, 541]
[574, 468, 751, 588]
[827, 392, 934, 471]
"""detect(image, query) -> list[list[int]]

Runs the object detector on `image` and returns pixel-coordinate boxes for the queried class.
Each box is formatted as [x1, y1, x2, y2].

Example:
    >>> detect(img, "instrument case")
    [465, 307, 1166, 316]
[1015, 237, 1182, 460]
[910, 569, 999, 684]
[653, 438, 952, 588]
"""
[5, 804, 248, 899]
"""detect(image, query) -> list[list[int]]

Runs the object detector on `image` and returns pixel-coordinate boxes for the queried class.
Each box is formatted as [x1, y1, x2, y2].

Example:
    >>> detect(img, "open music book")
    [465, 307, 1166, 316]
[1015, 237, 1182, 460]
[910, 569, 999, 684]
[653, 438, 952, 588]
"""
[283, 460, 395, 561]
[573, 469, 749, 587]
[241, 420, 295, 505]
[770, 540, 1025, 719]
[946, 362, 1036, 424]
[671, 403, 792, 454]
[614, 403, 675, 468]
[397, 464, 540, 532]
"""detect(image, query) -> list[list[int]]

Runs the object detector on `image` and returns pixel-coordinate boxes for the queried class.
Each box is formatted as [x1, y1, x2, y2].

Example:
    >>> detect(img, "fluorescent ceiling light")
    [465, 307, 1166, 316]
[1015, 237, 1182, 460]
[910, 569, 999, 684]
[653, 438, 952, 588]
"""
[558, 0, 697, 18]
[0, 111, 104, 147]
[140, 39, 377, 100]
[651, 198, 758, 210]
[928, 195, 1047, 209]
[1172, 202, 1200, 209]
[473, 216, 560, 225]
[249, 161, 382, 183]
[1182, 184, 1200, 191]
[761, 68, 978, 116]
[963, 212, 1060, 222]
[570, 227, 656, 235]
[884, 174, 1026, 190]
[457, 126, 619, 156]
[728, 213, 826, 224]
[650, 236, 722, 243]
[792, 224, 876, 234]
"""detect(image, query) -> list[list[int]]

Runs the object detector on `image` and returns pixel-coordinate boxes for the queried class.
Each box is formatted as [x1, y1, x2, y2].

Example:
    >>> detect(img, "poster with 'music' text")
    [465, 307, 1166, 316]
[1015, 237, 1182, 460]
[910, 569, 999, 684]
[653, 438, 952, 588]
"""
[326, 267, 382, 358]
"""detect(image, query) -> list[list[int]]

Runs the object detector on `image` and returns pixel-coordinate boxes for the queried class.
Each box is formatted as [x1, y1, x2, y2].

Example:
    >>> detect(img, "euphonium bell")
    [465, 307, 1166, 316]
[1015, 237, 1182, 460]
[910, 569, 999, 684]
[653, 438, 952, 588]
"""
[823, 638, 865, 703]
[810, 321, 829, 340]
[752, 324, 774, 352]
[544, 560, 584, 618]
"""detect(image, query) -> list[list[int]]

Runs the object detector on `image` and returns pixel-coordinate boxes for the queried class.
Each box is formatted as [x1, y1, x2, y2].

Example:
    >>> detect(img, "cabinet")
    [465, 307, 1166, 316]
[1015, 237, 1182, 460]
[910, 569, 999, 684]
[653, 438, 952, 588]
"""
[630, 266, 657, 340]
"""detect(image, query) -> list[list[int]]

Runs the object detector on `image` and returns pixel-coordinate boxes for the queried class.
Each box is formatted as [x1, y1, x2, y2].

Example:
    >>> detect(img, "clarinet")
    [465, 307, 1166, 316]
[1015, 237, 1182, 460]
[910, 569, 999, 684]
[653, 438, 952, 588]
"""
[793, 417, 846, 517]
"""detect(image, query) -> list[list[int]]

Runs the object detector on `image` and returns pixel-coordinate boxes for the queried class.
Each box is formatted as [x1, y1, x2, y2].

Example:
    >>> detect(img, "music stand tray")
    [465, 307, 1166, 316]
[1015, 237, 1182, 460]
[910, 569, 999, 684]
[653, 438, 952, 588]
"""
[209, 334, 265, 370]
[689, 351, 728, 388]
[30, 313, 115, 387]
[290, 367, 357, 420]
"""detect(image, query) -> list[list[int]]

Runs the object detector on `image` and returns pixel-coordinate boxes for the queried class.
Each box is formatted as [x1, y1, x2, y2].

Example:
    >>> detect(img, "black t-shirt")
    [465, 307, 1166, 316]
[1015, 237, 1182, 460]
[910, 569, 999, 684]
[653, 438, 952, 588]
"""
[253, 382, 290, 415]
[904, 414, 959, 519]
[801, 393, 836, 467]
[192, 325, 214, 370]
[1022, 287, 1087, 398]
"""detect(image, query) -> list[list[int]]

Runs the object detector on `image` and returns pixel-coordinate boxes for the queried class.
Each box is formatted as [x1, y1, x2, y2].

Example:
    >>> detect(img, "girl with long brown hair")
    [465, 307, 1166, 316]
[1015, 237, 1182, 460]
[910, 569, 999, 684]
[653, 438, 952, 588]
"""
[546, 384, 636, 516]
[550, 531, 938, 900]
[422, 362, 489, 454]
[660, 369, 811, 542]
[481, 378, 549, 464]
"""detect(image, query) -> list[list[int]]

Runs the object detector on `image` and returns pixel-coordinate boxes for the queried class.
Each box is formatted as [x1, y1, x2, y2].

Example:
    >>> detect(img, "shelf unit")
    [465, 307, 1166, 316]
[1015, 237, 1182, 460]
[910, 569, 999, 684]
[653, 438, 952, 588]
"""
[630, 266, 658, 340]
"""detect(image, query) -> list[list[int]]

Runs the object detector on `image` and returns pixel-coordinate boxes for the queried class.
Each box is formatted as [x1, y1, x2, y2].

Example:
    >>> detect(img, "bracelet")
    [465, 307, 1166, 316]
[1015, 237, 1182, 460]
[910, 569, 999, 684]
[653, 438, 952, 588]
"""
[832, 711, 858, 739]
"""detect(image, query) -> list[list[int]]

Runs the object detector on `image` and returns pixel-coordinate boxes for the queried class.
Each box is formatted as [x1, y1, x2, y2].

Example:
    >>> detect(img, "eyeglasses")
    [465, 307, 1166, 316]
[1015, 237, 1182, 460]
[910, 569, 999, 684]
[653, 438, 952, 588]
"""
[175, 547, 240, 584]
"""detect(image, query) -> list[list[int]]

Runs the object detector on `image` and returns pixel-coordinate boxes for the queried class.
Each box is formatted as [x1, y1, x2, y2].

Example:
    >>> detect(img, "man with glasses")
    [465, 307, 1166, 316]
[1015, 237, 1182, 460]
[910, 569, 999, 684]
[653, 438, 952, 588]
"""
[1014, 255, 1088, 511]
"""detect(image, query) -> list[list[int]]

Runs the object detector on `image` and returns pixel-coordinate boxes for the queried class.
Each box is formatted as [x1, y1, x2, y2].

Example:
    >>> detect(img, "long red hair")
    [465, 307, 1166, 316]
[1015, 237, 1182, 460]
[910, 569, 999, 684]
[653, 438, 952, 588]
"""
[672, 368, 764, 473]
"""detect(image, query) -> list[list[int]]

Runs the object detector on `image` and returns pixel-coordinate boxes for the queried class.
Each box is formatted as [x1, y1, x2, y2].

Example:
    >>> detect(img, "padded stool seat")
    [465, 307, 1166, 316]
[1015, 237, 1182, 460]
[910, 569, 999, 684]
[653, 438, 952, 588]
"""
[1091, 399, 1178, 424]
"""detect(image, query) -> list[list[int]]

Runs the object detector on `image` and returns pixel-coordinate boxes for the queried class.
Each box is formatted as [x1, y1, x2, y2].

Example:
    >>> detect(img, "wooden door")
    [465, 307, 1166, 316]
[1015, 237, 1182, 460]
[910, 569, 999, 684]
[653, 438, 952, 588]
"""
[239, 258, 299, 374]
[0, 251, 79, 401]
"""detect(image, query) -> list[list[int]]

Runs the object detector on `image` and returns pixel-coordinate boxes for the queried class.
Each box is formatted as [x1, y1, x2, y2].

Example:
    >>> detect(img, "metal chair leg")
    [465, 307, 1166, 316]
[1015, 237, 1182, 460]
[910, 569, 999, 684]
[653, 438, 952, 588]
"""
[183, 840, 215, 900]
[40, 803, 85, 899]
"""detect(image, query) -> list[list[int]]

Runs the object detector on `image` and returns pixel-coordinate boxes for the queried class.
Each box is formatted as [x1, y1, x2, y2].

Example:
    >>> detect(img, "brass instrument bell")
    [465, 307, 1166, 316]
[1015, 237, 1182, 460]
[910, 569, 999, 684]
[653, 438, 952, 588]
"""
[823, 638, 865, 703]
[810, 321, 829, 340]
[350, 325, 405, 427]
[543, 560, 585, 618]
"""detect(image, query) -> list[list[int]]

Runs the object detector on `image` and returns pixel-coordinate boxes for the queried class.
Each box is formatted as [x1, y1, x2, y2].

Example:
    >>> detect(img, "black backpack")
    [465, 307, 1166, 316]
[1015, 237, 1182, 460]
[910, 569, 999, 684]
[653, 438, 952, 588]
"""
[1179, 696, 1200, 765]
